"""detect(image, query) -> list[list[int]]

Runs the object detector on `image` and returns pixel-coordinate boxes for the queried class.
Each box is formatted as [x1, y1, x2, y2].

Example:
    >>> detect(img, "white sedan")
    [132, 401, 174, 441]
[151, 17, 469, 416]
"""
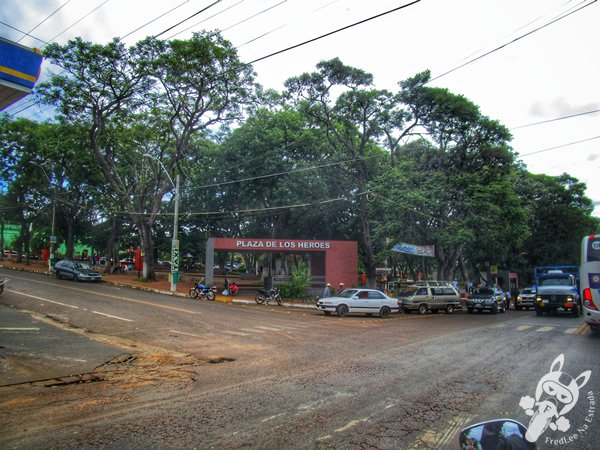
[316, 288, 399, 318]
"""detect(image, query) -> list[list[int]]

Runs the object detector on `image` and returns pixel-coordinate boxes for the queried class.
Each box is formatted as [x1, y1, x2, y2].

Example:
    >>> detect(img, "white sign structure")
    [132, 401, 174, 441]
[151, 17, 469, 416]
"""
[391, 242, 435, 257]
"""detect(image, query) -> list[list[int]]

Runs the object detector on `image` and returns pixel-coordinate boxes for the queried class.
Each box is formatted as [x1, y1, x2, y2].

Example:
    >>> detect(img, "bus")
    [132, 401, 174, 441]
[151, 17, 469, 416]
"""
[581, 234, 600, 334]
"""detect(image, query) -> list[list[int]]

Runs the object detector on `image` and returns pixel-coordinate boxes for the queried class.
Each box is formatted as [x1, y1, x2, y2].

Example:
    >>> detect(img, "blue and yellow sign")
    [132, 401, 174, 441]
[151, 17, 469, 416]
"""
[0, 37, 44, 110]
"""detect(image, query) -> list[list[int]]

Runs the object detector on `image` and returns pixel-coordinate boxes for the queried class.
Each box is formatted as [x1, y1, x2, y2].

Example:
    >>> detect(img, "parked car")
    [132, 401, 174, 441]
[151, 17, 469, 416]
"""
[316, 288, 399, 318]
[515, 287, 536, 310]
[398, 281, 461, 314]
[54, 260, 102, 282]
[466, 286, 506, 314]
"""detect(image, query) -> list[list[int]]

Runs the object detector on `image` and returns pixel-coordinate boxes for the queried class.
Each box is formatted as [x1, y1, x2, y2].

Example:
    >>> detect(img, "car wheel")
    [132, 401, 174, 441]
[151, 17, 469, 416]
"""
[418, 304, 428, 314]
[446, 305, 454, 314]
[379, 306, 391, 318]
[336, 304, 349, 317]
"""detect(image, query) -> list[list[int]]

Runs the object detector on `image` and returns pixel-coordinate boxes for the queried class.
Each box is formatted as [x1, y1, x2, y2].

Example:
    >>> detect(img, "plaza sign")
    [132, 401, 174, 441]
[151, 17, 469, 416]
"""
[235, 239, 331, 250]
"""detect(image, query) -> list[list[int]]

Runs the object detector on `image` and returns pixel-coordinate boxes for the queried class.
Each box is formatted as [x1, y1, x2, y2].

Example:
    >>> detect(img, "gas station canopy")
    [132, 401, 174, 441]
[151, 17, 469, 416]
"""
[0, 37, 44, 111]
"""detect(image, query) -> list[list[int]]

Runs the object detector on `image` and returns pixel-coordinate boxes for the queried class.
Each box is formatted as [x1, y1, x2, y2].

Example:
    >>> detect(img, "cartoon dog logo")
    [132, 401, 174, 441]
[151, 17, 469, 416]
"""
[519, 354, 591, 442]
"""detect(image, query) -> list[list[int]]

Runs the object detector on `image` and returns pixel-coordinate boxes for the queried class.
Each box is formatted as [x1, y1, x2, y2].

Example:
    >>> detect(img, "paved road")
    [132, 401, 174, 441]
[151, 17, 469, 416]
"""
[0, 268, 598, 449]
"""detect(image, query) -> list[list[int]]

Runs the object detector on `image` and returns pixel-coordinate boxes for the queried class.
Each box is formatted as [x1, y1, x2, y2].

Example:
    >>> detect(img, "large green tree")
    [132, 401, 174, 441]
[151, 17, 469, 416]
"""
[38, 32, 256, 279]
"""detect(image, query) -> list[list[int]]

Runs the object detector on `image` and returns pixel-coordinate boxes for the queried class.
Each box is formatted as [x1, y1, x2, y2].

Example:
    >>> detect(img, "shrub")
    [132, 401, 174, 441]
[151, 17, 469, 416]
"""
[280, 261, 311, 298]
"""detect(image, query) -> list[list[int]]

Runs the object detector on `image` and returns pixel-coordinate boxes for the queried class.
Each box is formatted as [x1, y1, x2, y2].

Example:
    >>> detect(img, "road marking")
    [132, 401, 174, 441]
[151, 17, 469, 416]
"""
[564, 328, 579, 334]
[536, 326, 554, 332]
[169, 330, 213, 338]
[255, 326, 284, 331]
[575, 323, 590, 335]
[91, 311, 132, 322]
[517, 325, 533, 331]
[0, 327, 40, 331]
[335, 419, 364, 433]
[6, 289, 79, 309]
[222, 330, 250, 336]
[5, 276, 201, 315]
[262, 412, 286, 423]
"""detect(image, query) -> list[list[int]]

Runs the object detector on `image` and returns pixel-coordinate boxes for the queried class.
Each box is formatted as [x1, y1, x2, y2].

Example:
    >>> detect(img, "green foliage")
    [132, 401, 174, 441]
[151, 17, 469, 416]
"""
[280, 261, 311, 299]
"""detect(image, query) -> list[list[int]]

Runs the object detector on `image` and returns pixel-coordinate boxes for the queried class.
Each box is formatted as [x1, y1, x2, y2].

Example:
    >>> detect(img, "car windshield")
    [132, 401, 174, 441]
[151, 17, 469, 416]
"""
[339, 289, 359, 298]
[522, 288, 535, 294]
[399, 287, 417, 297]
[74, 262, 92, 270]
[475, 287, 493, 295]
[539, 278, 570, 286]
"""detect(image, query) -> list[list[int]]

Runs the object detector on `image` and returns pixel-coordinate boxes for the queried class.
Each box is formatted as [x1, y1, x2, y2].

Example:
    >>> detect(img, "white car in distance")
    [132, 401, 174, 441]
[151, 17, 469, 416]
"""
[316, 288, 399, 318]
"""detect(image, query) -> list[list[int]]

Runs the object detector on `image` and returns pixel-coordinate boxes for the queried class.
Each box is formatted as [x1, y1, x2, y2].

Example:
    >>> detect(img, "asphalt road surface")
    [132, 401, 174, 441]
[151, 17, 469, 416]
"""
[1, 268, 598, 449]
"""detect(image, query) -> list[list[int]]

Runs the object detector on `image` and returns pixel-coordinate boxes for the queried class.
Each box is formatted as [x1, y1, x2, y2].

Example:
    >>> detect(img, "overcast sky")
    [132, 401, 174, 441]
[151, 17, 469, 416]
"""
[3, 0, 599, 216]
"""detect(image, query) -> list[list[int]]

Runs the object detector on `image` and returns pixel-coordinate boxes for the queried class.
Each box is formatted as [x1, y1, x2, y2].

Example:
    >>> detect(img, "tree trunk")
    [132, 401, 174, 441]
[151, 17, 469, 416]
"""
[135, 219, 155, 281]
[104, 217, 119, 270]
[66, 216, 75, 259]
[358, 199, 376, 287]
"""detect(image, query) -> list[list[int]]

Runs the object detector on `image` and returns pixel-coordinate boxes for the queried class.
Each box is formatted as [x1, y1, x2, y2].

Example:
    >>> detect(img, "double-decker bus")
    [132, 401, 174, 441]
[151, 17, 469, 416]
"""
[581, 234, 600, 334]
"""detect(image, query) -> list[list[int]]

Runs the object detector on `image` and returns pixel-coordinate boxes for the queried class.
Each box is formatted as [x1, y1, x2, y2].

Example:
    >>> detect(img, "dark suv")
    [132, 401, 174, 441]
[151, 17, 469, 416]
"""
[466, 286, 506, 314]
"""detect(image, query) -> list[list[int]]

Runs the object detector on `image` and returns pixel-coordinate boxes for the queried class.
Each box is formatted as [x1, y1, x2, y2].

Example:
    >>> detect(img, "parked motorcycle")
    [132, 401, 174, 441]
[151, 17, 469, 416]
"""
[255, 287, 282, 306]
[460, 419, 536, 449]
[189, 279, 217, 301]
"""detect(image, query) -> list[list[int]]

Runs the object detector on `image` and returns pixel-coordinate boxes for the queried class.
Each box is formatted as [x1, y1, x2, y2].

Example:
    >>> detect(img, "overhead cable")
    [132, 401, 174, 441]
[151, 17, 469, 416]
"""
[249, 0, 422, 64]
[153, 0, 222, 39]
[120, 0, 192, 40]
[17, 0, 74, 43]
[511, 108, 600, 129]
[518, 135, 600, 157]
[45, 0, 113, 46]
[428, 0, 597, 83]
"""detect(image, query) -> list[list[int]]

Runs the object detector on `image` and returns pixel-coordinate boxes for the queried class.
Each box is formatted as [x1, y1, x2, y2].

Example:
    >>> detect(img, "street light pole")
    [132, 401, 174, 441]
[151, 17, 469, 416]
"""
[171, 173, 180, 292]
[143, 154, 180, 293]
[30, 161, 56, 272]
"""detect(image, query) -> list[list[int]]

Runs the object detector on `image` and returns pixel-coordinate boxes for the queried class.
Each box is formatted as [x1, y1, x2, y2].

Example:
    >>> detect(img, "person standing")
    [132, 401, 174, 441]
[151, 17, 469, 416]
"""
[322, 283, 331, 298]
[337, 282, 345, 295]
[505, 290, 511, 310]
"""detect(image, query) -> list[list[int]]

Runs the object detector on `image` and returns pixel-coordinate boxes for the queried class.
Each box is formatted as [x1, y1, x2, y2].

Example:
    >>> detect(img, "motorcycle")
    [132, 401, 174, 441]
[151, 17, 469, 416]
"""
[189, 279, 217, 301]
[255, 287, 282, 306]
[460, 419, 536, 449]
[0, 277, 6, 295]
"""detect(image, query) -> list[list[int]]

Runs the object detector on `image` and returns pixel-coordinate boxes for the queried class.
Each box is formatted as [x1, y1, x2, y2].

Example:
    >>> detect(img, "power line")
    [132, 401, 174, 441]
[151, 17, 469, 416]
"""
[518, 135, 600, 157]
[0, 21, 48, 45]
[428, 0, 597, 83]
[165, 0, 246, 40]
[16, 0, 74, 44]
[511, 108, 600, 129]
[249, 0, 422, 64]
[153, 0, 222, 39]
[120, 0, 192, 41]
[45, 0, 113, 46]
